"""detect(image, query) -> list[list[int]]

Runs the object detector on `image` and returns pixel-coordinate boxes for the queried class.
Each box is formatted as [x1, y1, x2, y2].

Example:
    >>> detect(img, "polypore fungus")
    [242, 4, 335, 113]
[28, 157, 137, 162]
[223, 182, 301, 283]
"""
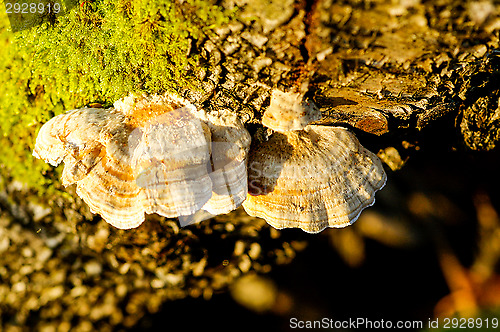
[33, 94, 251, 229]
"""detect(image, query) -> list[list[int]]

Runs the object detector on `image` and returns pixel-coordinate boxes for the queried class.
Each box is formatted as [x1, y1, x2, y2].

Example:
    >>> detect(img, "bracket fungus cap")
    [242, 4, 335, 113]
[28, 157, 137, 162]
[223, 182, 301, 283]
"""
[242, 125, 387, 233]
[33, 93, 251, 229]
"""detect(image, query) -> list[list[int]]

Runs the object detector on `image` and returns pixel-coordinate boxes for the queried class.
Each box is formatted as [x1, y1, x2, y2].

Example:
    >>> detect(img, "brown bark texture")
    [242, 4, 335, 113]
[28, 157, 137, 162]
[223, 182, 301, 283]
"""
[181, 0, 500, 169]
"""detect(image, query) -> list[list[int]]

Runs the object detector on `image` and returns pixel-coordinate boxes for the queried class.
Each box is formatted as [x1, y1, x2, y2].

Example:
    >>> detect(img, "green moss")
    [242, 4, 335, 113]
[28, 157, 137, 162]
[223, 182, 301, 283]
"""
[0, 0, 232, 192]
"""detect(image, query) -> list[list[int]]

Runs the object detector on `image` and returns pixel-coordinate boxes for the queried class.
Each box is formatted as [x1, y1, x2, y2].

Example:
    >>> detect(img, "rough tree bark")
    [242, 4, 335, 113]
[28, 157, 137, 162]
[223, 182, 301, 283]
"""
[180, 0, 499, 168]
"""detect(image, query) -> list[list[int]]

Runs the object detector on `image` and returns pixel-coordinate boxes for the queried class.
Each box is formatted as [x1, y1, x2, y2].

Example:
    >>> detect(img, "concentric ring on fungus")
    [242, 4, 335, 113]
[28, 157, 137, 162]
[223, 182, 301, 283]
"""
[242, 125, 387, 233]
[33, 93, 251, 229]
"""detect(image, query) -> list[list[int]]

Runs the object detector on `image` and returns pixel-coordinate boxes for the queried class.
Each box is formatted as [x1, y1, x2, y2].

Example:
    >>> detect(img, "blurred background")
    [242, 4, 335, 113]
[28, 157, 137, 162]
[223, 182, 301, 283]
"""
[132, 130, 500, 331]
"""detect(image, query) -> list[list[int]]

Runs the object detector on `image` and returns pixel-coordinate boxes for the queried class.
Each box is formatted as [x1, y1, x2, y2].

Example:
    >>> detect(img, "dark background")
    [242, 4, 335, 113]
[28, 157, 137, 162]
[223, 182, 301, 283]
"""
[135, 123, 500, 331]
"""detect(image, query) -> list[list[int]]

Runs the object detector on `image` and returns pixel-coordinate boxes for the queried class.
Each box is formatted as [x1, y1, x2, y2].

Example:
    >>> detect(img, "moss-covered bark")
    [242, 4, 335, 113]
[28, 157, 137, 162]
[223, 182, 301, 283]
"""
[0, 0, 231, 190]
